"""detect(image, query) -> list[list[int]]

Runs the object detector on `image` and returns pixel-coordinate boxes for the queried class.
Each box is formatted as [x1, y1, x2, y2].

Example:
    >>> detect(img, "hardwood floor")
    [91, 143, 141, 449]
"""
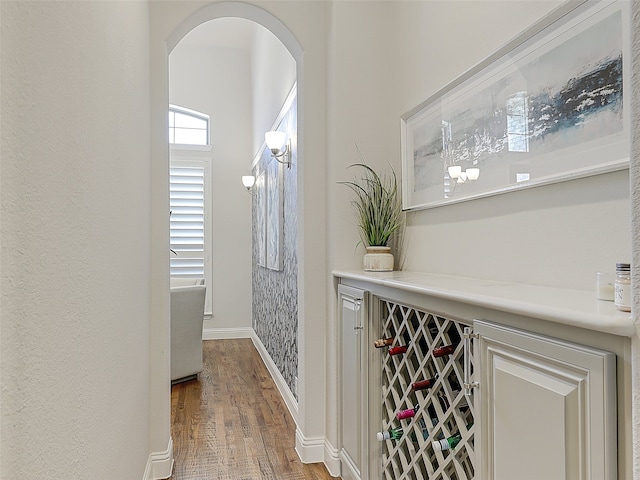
[169, 338, 335, 480]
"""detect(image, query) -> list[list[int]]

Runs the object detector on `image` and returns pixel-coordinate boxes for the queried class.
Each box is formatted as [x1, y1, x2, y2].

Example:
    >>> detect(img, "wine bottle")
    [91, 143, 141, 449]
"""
[411, 375, 438, 391]
[377, 426, 403, 441]
[396, 404, 419, 420]
[432, 344, 457, 357]
[432, 432, 462, 451]
[373, 337, 394, 348]
[388, 344, 409, 356]
[377, 419, 430, 442]
[432, 423, 473, 451]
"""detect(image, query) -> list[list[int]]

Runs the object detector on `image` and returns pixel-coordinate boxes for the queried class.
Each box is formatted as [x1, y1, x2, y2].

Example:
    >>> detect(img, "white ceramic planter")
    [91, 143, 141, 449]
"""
[363, 246, 394, 272]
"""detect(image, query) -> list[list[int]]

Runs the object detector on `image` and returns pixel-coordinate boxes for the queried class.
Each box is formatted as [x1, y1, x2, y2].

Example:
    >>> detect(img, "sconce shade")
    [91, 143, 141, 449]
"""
[265, 131, 286, 152]
[265, 130, 291, 169]
[447, 165, 462, 179]
[466, 168, 480, 180]
[242, 175, 256, 188]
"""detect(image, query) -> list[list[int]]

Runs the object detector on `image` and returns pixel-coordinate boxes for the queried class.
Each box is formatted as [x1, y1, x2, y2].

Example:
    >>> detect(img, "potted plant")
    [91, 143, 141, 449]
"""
[340, 161, 404, 271]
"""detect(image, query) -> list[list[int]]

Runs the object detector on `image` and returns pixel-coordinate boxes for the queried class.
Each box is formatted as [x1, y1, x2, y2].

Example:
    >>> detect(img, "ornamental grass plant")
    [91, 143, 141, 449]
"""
[340, 161, 404, 248]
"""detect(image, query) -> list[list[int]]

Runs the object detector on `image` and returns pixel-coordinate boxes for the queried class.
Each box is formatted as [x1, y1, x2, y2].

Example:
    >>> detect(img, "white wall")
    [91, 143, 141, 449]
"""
[251, 26, 297, 156]
[327, 1, 399, 270]
[327, 0, 630, 292]
[1, 1, 153, 478]
[169, 42, 253, 331]
[390, 1, 630, 291]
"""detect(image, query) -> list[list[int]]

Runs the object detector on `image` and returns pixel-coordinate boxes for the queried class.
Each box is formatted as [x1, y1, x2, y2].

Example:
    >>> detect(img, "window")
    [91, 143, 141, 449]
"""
[168, 104, 211, 313]
[170, 166, 205, 278]
[169, 105, 209, 146]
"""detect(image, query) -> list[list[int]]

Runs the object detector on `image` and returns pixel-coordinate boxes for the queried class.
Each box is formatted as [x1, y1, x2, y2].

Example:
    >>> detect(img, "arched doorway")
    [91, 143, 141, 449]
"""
[159, 2, 332, 475]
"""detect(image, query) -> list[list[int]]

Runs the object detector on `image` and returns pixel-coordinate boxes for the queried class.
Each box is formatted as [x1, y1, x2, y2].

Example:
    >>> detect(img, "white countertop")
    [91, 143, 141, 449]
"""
[333, 270, 636, 337]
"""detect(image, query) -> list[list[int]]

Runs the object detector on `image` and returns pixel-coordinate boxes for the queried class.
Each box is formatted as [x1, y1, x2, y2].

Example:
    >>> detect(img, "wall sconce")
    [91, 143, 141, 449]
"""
[242, 175, 255, 194]
[265, 131, 291, 169]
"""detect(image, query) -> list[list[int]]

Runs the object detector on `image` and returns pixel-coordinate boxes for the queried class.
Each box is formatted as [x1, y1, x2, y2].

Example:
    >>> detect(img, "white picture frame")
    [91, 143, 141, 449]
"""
[401, 0, 629, 211]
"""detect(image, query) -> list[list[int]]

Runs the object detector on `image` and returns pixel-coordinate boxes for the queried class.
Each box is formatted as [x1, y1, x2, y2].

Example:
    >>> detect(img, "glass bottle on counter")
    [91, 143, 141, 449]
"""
[614, 263, 631, 312]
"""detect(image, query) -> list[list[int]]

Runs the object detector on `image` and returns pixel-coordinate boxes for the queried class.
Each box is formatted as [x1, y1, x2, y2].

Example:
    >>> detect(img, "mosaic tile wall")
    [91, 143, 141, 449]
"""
[252, 96, 298, 400]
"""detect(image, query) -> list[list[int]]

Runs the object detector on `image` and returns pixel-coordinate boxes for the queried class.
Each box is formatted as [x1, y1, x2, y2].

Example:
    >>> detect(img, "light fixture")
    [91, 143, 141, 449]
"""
[242, 175, 255, 194]
[447, 165, 462, 179]
[265, 131, 291, 168]
[466, 168, 480, 181]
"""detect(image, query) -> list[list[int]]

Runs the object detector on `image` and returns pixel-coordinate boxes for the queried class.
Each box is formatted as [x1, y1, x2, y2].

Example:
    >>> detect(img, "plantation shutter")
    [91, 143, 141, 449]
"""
[170, 166, 205, 277]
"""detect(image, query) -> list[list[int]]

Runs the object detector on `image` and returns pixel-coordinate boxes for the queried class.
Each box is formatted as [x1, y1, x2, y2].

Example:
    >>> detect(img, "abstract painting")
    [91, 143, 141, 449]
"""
[401, 0, 628, 210]
[255, 169, 266, 267]
[266, 158, 284, 271]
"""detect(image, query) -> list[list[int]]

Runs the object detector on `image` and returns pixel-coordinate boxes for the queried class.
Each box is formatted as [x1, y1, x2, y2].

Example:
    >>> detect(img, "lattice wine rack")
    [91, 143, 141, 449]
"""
[379, 300, 475, 480]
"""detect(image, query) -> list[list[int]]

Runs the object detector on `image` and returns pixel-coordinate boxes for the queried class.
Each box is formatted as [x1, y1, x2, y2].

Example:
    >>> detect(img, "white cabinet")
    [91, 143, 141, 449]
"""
[334, 272, 631, 480]
[474, 320, 617, 480]
[338, 285, 368, 480]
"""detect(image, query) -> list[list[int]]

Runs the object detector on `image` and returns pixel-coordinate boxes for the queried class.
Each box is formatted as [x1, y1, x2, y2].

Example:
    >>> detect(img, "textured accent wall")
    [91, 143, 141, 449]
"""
[252, 96, 298, 399]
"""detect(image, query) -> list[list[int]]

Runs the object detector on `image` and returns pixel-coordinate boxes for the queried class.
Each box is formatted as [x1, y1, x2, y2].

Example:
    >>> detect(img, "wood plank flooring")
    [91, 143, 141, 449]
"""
[169, 338, 335, 480]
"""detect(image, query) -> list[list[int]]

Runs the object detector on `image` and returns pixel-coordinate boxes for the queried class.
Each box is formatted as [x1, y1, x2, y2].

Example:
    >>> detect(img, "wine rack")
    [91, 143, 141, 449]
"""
[379, 300, 475, 480]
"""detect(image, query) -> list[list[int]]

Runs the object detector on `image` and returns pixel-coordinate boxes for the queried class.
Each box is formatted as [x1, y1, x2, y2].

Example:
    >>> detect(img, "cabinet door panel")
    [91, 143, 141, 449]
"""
[492, 355, 583, 480]
[475, 320, 616, 480]
[341, 292, 360, 466]
[339, 285, 366, 480]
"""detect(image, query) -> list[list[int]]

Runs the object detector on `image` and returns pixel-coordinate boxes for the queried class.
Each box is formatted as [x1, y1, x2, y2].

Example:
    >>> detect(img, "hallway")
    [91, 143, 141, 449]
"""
[169, 339, 333, 479]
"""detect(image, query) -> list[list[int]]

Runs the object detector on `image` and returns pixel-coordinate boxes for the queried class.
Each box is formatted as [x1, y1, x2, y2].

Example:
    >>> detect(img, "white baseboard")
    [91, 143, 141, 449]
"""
[202, 327, 253, 340]
[294, 428, 326, 464]
[142, 437, 174, 480]
[324, 439, 342, 477]
[250, 330, 299, 420]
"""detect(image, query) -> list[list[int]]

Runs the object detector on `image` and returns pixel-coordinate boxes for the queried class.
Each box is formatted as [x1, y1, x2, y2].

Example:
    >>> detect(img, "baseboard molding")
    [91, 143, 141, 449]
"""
[250, 331, 299, 420]
[294, 428, 326, 464]
[142, 437, 174, 480]
[324, 439, 342, 477]
[202, 327, 253, 340]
